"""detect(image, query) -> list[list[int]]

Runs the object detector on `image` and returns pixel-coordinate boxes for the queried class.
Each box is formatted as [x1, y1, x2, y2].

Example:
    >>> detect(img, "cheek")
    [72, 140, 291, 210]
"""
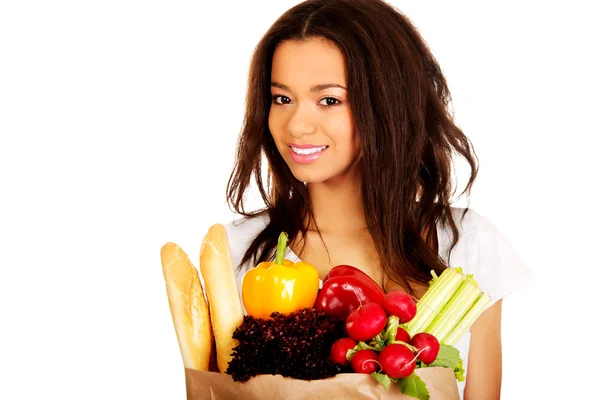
[268, 111, 280, 142]
[344, 132, 361, 161]
[268, 110, 275, 137]
[268, 110, 287, 153]
[330, 113, 359, 154]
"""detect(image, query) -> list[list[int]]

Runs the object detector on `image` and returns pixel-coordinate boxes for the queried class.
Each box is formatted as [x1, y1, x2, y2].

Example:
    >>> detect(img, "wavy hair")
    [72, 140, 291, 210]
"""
[226, 0, 478, 295]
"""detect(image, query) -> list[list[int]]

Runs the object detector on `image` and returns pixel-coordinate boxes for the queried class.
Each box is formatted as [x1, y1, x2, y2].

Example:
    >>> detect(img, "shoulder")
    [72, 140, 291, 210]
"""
[223, 212, 270, 239]
[439, 206, 533, 304]
[223, 212, 270, 269]
[443, 206, 498, 237]
[436, 206, 497, 256]
[221, 212, 271, 299]
[442, 207, 516, 259]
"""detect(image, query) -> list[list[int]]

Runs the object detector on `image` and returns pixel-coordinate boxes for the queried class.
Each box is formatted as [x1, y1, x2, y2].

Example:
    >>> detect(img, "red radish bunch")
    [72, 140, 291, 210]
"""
[383, 290, 416, 323]
[410, 332, 440, 365]
[379, 344, 416, 378]
[345, 302, 387, 342]
[395, 326, 410, 343]
[350, 350, 379, 374]
[329, 290, 441, 379]
[330, 337, 357, 366]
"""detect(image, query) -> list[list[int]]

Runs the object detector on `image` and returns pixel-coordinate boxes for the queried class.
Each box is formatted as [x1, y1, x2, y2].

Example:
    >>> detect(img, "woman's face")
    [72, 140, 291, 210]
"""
[268, 37, 361, 184]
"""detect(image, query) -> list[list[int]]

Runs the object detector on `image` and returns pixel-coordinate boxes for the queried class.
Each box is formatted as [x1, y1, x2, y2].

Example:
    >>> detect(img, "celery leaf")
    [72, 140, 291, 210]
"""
[453, 358, 465, 382]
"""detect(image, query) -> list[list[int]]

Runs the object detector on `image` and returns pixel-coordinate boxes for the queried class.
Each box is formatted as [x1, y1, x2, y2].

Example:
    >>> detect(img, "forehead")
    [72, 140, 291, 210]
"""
[271, 37, 347, 88]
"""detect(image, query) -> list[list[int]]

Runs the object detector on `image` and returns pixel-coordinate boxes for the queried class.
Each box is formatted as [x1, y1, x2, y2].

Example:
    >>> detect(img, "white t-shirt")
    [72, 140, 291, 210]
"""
[223, 207, 533, 398]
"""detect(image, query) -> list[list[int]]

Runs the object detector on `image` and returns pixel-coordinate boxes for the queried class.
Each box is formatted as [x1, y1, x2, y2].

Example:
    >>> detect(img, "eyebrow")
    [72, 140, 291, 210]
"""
[271, 81, 348, 92]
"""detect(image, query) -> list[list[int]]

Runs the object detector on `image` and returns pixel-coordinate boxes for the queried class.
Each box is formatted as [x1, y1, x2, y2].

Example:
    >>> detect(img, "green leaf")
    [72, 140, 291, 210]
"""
[428, 344, 460, 369]
[371, 372, 392, 390]
[428, 344, 465, 381]
[454, 358, 465, 382]
[398, 373, 430, 400]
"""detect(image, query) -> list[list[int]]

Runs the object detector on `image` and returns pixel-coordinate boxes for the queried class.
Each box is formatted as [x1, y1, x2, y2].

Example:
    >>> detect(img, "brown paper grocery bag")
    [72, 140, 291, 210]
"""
[184, 367, 459, 400]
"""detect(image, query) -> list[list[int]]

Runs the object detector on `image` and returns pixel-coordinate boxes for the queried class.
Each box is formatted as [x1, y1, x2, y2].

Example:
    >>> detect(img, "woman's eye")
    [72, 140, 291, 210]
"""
[272, 95, 291, 105]
[318, 97, 341, 106]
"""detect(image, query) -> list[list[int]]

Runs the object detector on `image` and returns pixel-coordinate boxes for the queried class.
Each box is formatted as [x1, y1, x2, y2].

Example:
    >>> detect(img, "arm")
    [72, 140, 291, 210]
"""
[464, 300, 503, 400]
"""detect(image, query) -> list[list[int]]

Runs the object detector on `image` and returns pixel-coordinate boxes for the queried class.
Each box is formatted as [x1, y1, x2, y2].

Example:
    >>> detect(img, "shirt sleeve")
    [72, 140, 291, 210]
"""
[467, 219, 534, 307]
[223, 214, 271, 302]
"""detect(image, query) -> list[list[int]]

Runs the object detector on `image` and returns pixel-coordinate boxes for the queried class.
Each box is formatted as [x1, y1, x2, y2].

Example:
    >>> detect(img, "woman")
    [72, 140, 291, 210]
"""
[223, 0, 531, 398]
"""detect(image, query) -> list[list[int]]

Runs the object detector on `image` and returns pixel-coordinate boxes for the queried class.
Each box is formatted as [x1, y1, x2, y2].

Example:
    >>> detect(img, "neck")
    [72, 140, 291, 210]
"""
[305, 162, 366, 234]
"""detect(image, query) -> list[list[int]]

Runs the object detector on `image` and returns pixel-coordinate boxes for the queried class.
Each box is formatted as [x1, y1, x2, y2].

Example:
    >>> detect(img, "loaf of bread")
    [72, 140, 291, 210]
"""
[199, 223, 244, 373]
[160, 242, 213, 371]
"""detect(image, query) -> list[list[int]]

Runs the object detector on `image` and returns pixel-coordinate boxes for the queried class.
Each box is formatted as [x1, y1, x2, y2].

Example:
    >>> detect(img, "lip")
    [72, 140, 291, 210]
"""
[288, 144, 328, 164]
[288, 143, 328, 149]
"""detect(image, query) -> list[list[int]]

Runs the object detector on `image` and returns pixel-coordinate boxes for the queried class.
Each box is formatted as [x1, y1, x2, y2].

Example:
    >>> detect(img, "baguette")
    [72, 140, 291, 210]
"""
[160, 242, 213, 371]
[199, 223, 244, 373]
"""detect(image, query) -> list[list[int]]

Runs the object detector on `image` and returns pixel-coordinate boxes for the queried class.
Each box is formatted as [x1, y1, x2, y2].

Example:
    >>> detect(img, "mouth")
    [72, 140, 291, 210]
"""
[288, 144, 329, 164]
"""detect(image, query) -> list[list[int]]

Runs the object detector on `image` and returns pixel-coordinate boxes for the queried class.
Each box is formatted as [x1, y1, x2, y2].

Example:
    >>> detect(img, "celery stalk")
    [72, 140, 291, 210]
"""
[410, 267, 457, 318]
[404, 269, 454, 335]
[424, 277, 481, 341]
[443, 293, 492, 346]
[405, 268, 465, 336]
[415, 268, 453, 306]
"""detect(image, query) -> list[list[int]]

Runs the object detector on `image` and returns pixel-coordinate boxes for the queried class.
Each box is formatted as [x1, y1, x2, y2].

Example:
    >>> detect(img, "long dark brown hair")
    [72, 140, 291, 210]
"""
[226, 0, 478, 295]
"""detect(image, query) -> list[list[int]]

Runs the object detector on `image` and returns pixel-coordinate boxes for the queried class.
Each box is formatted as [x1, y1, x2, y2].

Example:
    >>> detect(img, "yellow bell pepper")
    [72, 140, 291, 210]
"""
[242, 232, 320, 319]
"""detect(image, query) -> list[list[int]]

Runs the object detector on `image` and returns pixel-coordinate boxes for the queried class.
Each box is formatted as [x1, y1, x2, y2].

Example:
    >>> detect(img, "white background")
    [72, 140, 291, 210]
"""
[1, 0, 598, 398]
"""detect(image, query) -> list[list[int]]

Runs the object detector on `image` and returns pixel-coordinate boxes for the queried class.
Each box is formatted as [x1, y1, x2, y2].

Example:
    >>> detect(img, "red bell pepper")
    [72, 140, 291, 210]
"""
[314, 265, 385, 320]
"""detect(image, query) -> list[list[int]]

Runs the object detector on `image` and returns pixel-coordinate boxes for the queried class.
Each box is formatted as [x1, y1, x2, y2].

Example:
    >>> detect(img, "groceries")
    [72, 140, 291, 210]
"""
[225, 308, 345, 382]
[242, 232, 320, 320]
[405, 267, 491, 346]
[314, 264, 385, 320]
[327, 288, 461, 399]
[161, 230, 487, 400]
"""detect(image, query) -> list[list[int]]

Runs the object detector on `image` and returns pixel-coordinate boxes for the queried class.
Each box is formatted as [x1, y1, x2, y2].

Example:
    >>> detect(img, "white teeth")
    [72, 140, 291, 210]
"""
[291, 145, 327, 155]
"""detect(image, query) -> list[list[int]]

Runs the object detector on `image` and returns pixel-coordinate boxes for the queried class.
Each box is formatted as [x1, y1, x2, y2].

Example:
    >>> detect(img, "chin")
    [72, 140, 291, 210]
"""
[287, 165, 332, 184]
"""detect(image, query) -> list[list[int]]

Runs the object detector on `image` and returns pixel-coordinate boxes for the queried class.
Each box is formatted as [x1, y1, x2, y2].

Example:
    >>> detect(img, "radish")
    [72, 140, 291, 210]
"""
[346, 302, 387, 342]
[410, 332, 440, 365]
[395, 326, 411, 343]
[378, 344, 416, 379]
[383, 290, 417, 323]
[350, 349, 379, 374]
[330, 337, 357, 366]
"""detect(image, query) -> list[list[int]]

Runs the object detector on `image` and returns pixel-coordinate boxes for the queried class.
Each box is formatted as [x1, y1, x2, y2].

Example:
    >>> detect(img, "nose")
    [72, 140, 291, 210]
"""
[286, 103, 317, 138]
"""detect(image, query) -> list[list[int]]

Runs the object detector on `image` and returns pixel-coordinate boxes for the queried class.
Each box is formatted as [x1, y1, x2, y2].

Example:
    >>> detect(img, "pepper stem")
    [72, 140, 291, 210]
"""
[275, 232, 288, 265]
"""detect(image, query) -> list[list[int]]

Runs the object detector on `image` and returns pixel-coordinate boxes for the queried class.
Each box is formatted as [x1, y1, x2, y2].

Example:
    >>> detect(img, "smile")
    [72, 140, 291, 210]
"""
[290, 145, 328, 155]
[288, 145, 329, 164]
